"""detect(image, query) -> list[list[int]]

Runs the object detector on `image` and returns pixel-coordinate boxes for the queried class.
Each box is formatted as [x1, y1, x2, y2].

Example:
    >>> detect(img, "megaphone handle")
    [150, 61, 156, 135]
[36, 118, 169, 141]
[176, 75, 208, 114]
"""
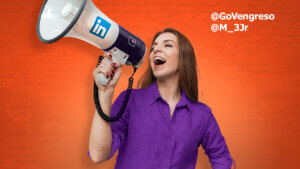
[95, 56, 111, 86]
[96, 73, 110, 86]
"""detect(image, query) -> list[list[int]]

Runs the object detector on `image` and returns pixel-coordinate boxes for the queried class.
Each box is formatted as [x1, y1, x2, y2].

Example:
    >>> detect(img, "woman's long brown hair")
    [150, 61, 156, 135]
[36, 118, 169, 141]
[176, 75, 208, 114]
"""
[137, 28, 199, 102]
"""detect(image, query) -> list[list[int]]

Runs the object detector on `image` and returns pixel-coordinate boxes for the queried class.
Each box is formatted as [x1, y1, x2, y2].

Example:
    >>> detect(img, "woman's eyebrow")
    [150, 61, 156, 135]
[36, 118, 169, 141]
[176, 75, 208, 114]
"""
[152, 39, 175, 46]
[163, 39, 175, 44]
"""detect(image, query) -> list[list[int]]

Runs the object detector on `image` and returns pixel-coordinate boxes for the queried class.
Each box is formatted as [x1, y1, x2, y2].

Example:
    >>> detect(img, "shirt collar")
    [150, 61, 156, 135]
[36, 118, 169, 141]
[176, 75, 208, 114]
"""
[147, 81, 192, 112]
[148, 81, 161, 104]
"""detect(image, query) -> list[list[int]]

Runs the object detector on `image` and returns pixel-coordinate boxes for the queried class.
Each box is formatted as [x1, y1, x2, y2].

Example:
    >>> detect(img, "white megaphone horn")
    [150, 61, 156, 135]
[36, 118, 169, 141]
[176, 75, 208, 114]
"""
[37, 0, 147, 86]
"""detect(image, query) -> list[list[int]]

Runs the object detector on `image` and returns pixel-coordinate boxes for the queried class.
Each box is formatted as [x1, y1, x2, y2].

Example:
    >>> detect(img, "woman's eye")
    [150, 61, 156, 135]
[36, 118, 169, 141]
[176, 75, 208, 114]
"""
[165, 44, 172, 47]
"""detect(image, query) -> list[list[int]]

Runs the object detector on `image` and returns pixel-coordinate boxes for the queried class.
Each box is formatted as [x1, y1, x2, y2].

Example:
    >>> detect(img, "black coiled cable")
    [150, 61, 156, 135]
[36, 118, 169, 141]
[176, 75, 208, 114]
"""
[93, 55, 137, 122]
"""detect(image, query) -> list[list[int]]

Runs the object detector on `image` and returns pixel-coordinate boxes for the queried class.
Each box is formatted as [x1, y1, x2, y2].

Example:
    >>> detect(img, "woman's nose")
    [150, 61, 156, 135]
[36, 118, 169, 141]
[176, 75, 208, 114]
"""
[153, 45, 162, 53]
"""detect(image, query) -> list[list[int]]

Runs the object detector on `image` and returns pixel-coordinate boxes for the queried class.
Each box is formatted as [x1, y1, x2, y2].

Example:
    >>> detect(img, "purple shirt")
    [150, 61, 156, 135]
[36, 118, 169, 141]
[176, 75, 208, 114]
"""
[89, 81, 234, 169]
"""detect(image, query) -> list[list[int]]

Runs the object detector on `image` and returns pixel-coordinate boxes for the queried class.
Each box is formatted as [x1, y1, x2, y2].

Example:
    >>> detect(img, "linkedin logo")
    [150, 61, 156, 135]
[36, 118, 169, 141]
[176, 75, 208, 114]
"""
[90, 16, 111, 39]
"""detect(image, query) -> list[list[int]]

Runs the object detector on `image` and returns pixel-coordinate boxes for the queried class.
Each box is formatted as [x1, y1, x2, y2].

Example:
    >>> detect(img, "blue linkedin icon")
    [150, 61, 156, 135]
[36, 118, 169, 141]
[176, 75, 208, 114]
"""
[90, 16, 111, 39]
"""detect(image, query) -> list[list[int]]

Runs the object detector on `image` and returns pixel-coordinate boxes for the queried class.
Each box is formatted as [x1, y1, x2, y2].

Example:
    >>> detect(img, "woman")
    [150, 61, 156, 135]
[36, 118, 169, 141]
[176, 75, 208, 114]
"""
[88, 28, 235, 169]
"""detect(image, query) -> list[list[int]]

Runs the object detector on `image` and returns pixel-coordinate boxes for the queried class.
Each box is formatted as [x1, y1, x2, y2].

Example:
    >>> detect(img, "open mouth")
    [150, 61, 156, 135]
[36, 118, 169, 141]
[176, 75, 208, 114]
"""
[154, 56, 166, 65]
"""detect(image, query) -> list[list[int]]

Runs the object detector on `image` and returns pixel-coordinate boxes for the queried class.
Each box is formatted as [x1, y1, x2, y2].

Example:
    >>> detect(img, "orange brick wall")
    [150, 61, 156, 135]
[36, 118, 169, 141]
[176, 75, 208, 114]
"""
[0, 0, 299, 169]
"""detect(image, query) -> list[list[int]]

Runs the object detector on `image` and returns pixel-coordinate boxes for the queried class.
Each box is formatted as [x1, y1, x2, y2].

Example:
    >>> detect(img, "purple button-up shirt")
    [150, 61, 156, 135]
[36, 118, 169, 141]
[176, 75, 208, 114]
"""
[89, 81, 234, 169]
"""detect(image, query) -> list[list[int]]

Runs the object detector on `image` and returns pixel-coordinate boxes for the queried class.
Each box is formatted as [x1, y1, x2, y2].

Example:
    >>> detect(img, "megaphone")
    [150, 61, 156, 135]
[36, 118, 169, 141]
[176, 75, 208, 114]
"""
[37, 0, 147, 122]
[37, 0, 146, 86]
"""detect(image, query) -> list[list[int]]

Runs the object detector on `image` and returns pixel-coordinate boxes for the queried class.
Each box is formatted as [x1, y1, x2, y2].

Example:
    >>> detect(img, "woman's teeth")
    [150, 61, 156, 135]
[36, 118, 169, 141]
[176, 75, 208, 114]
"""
[154, 57, 166, 65]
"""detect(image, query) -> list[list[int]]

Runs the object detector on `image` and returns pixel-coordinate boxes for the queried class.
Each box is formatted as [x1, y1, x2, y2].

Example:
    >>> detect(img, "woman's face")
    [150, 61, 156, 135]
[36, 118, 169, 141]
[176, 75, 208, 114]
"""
[149, 32, 179, 81]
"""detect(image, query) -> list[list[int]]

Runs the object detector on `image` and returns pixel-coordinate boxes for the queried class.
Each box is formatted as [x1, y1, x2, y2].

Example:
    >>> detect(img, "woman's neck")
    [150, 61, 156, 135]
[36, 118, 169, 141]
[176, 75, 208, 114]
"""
[156, 77, 181, 104]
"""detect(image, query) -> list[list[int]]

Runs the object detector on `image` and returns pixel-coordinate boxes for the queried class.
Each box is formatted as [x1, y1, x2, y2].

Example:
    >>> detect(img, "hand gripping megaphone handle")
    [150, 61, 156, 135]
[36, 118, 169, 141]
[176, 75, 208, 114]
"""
[95, 51, 127, 86]
[95, 53, 121, 86]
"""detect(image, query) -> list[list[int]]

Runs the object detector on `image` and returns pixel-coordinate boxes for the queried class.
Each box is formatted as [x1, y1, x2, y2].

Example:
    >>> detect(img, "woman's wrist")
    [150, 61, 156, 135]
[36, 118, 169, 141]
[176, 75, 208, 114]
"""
[98, 84, 114, 92]
[98, 86, 115, 99]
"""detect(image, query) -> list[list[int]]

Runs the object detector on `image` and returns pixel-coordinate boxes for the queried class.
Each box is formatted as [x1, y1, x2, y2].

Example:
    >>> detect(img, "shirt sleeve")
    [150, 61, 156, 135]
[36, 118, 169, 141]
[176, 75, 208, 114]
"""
[201, 108, 234, 169]
[106, 90, 129, 160]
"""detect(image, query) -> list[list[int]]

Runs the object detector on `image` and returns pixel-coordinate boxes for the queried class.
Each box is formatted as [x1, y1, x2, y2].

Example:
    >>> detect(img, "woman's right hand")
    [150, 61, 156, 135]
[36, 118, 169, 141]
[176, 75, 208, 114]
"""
[93, 52, 122, 91]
